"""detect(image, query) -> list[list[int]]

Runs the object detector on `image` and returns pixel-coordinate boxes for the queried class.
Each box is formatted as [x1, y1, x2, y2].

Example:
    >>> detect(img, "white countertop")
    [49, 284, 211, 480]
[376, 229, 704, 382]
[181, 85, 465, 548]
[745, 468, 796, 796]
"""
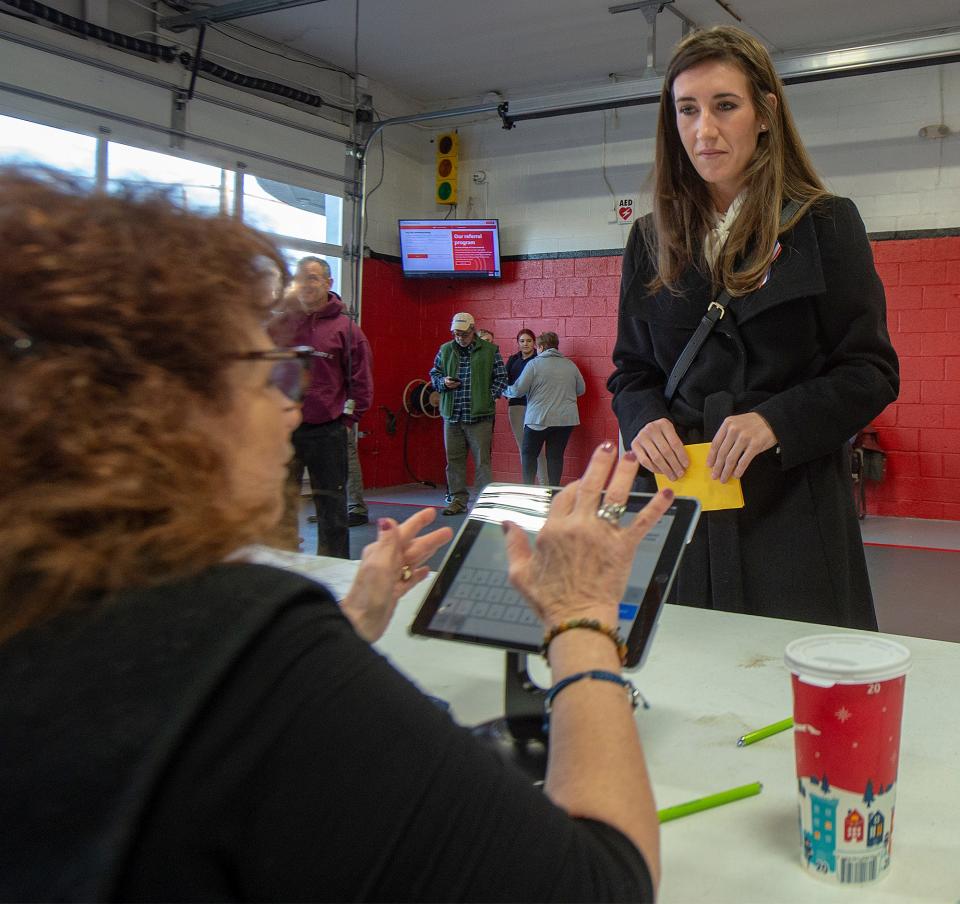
[300, 555, 959, 903]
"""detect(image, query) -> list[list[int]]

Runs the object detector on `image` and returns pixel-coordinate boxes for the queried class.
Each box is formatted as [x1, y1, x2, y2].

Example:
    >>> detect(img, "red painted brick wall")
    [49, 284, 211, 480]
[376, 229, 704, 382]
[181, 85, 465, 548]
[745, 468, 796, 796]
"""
[867, 236, 960, 520]
[357, 256, 623, 494]
[359, 237, 960, 521]
[353, 257, 448, 492]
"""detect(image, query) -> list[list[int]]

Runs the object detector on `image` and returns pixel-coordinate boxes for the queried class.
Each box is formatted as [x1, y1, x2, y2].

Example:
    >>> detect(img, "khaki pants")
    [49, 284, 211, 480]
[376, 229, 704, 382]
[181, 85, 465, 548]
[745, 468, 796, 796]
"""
[444, 418, 493, 503]
[346, 427, 367, 516]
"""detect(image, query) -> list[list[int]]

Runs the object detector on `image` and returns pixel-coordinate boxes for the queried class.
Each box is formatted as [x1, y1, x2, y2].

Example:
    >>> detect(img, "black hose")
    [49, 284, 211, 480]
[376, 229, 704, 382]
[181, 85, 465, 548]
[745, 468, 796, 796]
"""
[401, 407, 436, 488]
[1, 0, 340, 110]
[2, 0, 177, 60]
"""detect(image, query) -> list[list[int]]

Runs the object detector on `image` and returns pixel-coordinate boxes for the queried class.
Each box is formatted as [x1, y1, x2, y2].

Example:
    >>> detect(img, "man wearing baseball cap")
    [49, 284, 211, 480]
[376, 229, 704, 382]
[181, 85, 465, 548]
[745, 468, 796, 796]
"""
[429, 312, 507, 515]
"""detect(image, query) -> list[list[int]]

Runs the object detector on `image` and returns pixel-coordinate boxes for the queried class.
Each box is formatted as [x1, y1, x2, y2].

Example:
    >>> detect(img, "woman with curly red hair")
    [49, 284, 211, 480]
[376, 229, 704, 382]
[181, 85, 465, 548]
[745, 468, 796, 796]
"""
[0, 168, 672, 901]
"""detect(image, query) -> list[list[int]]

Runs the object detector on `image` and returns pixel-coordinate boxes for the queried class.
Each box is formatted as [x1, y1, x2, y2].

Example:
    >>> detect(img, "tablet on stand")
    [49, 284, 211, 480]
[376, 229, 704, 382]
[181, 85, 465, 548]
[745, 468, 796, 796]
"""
[410, 483, 700, 780]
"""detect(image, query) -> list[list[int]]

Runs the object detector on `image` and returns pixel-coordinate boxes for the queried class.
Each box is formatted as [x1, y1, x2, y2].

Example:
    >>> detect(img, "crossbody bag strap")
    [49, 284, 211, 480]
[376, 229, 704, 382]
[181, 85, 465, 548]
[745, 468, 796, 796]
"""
[663, 199, 802, 405]
[663, 290, 730, 405]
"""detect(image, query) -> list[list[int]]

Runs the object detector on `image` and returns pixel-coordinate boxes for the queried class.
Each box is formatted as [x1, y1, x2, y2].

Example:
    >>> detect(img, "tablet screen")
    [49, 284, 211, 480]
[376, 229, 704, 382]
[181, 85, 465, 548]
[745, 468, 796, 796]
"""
[410, 484, 699, 669]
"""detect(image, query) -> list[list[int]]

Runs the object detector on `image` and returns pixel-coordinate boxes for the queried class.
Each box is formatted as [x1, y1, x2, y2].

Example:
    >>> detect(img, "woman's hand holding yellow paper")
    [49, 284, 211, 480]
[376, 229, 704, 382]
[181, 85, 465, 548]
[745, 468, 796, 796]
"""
[706, 412, 779, 481]
[654, 443, 744, 512]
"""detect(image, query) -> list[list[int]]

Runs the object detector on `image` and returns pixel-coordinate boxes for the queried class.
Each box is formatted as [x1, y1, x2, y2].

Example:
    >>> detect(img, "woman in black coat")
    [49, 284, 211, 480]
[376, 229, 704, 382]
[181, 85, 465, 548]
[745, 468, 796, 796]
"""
[608, 27, 899, 628]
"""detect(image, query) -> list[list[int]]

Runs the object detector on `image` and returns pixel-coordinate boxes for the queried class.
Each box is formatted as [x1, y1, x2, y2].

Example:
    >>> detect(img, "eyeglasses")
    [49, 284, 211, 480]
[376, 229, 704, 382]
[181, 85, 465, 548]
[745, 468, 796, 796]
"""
[233, 345, 319, 402]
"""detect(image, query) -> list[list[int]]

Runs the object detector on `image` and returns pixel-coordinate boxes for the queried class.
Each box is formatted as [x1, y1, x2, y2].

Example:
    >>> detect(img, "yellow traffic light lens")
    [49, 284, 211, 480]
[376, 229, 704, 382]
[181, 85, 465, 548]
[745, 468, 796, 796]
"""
[434, 133, 457, 203]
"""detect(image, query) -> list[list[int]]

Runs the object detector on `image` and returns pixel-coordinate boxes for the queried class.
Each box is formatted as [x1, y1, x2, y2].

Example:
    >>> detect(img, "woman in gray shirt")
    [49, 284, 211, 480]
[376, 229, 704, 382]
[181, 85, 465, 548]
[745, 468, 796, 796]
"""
[504, 332, 585, 485]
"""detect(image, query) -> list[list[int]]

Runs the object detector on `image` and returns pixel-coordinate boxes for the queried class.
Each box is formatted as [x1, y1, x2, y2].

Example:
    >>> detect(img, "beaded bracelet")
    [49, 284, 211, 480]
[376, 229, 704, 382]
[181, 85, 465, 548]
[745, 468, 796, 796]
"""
[543, 670, 639, 717]
[541, 618, 628, 666]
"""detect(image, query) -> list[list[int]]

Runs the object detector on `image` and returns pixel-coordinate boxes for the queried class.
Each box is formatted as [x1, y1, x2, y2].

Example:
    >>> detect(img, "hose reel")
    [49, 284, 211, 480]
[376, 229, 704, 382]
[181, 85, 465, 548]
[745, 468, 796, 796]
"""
[402, 378, 441, 419]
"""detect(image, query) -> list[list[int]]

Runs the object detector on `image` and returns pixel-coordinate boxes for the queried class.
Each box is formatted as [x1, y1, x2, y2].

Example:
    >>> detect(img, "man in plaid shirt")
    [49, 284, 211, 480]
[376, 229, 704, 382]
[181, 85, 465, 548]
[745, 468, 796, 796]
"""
[429, 312, 507, 515]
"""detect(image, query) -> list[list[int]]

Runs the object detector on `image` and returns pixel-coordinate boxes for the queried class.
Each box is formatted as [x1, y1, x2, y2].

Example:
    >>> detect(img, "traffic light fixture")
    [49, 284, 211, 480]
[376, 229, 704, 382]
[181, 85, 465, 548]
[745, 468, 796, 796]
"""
[435, 132, 458, 205]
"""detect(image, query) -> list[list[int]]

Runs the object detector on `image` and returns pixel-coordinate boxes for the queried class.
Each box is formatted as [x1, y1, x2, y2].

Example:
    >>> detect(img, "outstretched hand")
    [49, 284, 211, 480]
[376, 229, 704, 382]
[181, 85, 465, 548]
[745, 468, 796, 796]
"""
[503, 442, 674, 630]
[341, 508, 452, 642]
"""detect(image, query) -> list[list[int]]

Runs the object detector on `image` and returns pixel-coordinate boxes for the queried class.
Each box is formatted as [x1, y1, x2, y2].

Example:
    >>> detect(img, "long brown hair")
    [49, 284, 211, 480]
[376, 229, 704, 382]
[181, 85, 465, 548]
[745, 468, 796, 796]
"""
[0, 168, 288, 641]
[648, 26, 829, 296]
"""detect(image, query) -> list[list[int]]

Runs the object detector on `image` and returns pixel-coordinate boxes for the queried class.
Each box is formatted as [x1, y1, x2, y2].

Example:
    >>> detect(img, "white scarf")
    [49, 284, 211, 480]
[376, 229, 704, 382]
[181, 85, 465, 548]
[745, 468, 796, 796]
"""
[703, 192, 746, 268]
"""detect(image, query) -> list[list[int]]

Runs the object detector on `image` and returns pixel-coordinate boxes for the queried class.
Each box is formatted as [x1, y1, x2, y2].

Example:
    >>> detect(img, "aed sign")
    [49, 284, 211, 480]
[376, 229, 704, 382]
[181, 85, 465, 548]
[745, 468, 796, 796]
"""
[616, 198, 635, 224]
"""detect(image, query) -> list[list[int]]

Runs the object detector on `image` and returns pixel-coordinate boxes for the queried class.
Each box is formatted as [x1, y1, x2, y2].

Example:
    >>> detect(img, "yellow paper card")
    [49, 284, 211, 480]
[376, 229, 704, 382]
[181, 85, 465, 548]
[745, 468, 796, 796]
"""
[653, 442, 744, 512]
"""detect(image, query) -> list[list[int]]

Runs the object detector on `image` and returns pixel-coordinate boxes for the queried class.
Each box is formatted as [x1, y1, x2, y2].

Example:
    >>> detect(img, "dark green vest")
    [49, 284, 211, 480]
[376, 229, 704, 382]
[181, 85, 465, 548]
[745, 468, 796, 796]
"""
[438, 338, 496, 419]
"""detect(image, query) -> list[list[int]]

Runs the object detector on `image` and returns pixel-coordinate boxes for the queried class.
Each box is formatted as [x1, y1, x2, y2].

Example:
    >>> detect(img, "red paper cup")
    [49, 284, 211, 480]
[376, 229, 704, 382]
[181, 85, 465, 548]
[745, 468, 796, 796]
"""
[784, 634, 911, 885]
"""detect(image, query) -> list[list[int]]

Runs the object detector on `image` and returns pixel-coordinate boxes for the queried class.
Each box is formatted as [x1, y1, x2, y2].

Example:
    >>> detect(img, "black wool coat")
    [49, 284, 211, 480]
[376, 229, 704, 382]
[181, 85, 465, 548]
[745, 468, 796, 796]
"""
[608, 196, 899, 629]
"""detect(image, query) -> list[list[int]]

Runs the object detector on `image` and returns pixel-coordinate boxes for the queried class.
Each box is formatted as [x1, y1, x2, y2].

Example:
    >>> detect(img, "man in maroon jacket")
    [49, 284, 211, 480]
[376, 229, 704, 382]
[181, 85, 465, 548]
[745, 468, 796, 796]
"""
[269, 257, 372, 557]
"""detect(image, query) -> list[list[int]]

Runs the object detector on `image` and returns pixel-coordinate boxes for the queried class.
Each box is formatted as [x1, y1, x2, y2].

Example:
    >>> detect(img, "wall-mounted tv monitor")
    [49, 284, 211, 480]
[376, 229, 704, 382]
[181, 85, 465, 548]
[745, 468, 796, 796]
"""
[399, 219, 501, 279]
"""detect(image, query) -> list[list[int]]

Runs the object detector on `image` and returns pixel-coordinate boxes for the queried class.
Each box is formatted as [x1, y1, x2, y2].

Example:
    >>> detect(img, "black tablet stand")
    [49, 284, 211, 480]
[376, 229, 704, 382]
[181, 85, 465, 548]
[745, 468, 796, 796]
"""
[470, 651, 549, 783]
[470, 649, 653, 784]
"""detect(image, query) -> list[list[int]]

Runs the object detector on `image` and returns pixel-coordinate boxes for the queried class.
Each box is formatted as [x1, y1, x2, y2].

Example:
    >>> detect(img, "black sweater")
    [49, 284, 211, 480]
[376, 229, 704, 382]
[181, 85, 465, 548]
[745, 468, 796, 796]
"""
[506, 350, 538, 407]
[0, 563, 653, 902]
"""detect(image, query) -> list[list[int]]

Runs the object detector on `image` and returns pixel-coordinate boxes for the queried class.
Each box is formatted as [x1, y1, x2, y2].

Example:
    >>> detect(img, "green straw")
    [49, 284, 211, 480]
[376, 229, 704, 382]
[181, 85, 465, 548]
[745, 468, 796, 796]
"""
[737, 716, 794, 747]
[658, 781, 762, 823]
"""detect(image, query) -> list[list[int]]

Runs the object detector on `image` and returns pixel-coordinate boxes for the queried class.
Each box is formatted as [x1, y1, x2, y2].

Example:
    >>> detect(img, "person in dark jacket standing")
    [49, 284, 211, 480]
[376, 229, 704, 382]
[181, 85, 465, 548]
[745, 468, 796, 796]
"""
[607, 26, 899, 629]
[268, 257, 372, 557]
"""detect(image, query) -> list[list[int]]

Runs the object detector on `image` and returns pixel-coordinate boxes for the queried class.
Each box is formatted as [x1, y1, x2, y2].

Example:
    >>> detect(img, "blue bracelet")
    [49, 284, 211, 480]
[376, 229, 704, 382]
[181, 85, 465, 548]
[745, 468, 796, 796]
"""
[543, 669, 639, 717]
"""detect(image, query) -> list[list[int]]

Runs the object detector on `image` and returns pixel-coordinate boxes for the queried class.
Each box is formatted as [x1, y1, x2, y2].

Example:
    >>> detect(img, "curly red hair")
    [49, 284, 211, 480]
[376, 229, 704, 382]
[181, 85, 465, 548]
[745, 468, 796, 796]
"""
[0, 168, 289, 640]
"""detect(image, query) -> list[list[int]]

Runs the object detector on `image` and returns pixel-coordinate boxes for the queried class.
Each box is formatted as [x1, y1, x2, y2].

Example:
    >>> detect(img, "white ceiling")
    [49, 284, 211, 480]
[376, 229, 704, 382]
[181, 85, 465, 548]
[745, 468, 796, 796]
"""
[200, 0, 960, 107]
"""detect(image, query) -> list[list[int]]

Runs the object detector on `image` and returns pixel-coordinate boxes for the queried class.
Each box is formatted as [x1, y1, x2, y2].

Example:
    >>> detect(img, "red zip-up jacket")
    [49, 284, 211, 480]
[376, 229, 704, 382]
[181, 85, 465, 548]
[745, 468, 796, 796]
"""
[268, 292, 373, 425]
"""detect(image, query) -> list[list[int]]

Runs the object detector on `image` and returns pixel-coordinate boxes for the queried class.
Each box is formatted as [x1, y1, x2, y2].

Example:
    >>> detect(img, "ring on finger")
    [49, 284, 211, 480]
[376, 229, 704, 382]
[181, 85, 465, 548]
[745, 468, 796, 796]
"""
[596, 501, 627, 525]
[399, 564, 413, 582]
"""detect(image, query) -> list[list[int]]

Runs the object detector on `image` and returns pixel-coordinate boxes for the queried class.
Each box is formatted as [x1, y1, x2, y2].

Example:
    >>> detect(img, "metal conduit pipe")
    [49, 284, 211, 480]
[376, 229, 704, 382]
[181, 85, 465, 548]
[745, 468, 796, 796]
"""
[501, 30, 960, 125]
[347, 102, 502, 325]
[346, 29, 960, 318]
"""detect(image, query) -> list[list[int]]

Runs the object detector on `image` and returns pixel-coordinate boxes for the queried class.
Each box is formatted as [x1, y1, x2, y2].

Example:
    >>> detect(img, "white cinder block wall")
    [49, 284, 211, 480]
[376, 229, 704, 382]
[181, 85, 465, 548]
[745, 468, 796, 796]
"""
[367, 64, 960, 258]
[360, 130, 434, 253]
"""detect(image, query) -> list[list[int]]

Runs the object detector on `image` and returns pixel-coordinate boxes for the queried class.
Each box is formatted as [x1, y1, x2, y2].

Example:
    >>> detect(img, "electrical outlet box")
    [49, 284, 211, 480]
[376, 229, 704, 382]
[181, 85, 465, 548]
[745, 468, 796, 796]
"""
[918, 124, 950, 139]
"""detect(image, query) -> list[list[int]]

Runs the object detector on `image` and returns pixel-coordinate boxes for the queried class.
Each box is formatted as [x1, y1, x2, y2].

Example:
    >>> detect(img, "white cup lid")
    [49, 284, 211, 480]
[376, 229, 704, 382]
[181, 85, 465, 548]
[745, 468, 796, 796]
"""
[784, 633, 911, 684]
